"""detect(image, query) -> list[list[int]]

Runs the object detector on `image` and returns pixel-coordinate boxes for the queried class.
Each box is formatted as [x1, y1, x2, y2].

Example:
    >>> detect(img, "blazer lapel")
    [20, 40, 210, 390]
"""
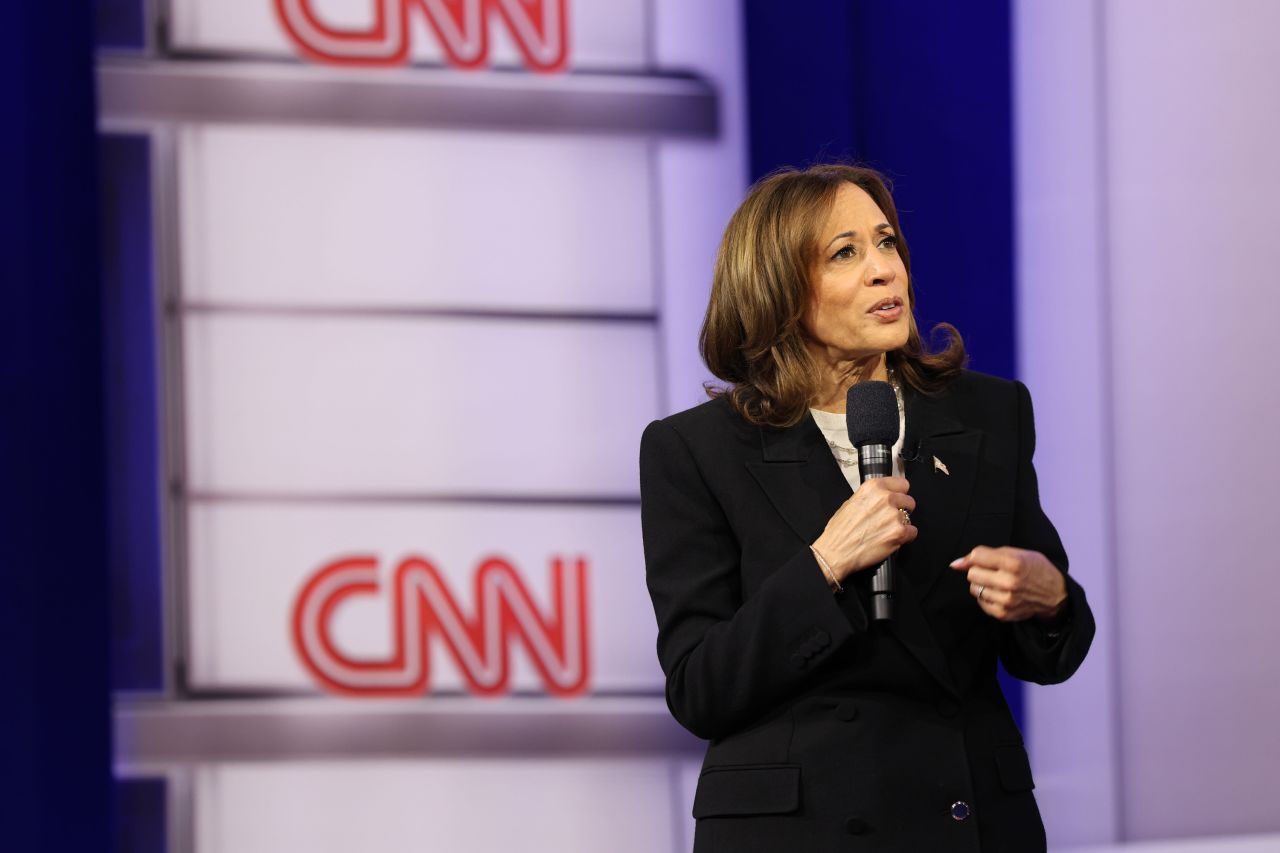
[745, 416, 852, 546]
[898, 385, 982, 602]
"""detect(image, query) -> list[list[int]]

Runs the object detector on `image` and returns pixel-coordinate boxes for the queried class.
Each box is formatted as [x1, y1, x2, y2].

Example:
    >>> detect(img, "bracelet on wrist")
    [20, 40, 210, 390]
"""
[811, 545, 843, 594]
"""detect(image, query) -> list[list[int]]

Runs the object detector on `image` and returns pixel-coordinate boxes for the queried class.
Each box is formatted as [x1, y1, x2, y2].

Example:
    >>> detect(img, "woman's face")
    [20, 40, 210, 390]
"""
[802, 182, 911, 360]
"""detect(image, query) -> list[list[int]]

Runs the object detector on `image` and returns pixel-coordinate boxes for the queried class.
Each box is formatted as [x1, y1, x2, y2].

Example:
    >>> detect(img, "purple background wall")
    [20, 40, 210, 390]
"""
[1016, 0, 1280, 846]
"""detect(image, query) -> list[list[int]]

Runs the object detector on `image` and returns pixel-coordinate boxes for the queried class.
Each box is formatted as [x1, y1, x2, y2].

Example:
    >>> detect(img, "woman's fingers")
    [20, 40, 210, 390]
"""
[879, 476, 911, 493]
[953, 546, 1066, 621]
[970, 581, 1028, 621]
[969, 582, 1012, 604]
[977, 594, 1023, 621]
[815, 478, 916, 577]
[889, 491, 917, 513]
[950, 545, 1022, 573]
[854, 478, 915, 515]
[963, 565, 1016, 592]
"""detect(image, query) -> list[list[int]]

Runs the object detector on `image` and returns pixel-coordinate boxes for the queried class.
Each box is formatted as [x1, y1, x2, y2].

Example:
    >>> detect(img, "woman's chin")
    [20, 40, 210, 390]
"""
[860, 326, 910, 356]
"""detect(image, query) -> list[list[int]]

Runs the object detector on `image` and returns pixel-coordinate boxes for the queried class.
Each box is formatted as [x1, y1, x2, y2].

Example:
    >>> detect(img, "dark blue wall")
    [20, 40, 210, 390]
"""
[101, 135, 165, 694]
[743, 0, 1024, 727]
[0, 2, 114, 850]
[743, 0, 1016, 380]
[96, 0, 148, 50]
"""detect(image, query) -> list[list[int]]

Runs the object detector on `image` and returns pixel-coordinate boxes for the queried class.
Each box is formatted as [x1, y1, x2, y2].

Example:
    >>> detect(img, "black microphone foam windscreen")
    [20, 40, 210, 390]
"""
[845, 381, 900, 447]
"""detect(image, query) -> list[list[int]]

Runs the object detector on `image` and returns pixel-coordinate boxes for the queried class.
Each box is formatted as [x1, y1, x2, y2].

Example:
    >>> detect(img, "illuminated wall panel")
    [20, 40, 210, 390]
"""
[185, 502, 661, 692]
[168, 0, 648, 69]
[194, 760, 681, 853]
[182, 313, 659, 496]
[177, 125, 655, 313]
[1017, 0, 1280, 843]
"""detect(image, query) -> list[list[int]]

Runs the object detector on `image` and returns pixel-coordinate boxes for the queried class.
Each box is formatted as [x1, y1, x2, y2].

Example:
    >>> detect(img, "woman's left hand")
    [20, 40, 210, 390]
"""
[948, 546, 1068, 622]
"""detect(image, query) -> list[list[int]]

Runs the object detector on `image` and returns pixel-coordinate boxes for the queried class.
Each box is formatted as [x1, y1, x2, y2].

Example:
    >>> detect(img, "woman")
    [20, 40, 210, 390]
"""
[639, 164, 1094, 852]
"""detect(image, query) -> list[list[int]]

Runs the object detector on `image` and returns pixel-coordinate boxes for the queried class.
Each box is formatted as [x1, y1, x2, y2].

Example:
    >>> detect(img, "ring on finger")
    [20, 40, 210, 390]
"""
[977, 585, 986, 602]
[899, 508, 911, 526]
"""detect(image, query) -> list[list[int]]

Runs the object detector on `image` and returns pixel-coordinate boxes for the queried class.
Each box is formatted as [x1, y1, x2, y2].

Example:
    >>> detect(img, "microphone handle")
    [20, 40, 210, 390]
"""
[858, 443, 895, 621]
[871, 556, 895, 621]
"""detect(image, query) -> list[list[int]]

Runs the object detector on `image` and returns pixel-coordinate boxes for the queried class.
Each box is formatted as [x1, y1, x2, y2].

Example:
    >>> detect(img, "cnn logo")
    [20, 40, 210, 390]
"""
[275, 0, 570, 71]
[293, 554, 590, 697]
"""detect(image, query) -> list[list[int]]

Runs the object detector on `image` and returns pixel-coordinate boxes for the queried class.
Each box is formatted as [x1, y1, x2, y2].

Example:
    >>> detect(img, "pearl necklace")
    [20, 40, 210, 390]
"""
[826, 442, 861, 468]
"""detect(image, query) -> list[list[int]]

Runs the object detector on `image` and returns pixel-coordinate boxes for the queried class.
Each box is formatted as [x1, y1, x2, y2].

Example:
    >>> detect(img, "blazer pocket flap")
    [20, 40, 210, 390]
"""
[692, 765, 801, 818]
[994, 744, 1035, 793]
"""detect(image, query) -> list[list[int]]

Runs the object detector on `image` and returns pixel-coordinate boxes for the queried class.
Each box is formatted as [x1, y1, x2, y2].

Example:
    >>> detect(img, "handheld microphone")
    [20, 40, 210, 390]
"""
[845, 381, 900, 621]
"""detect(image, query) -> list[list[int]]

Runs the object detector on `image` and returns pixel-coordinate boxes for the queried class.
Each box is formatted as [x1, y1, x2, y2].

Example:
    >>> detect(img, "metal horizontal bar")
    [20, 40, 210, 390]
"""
[179, 301, 659, 325]
[185, 490, 641, 507]
[97, 57, 719, 137]
[114, 696, 701, 768]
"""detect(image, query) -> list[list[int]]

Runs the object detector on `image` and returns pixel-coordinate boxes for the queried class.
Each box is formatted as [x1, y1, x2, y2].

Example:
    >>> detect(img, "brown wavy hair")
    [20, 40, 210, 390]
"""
[700, 164, 966, 428]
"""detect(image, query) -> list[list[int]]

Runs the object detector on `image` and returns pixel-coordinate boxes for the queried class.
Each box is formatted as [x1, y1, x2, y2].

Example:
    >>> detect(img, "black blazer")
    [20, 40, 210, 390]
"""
[639, 371, 1094, 853]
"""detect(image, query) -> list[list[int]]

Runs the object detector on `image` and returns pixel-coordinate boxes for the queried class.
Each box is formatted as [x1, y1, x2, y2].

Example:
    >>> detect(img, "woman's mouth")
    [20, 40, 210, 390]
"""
[868, 296, 904, 321]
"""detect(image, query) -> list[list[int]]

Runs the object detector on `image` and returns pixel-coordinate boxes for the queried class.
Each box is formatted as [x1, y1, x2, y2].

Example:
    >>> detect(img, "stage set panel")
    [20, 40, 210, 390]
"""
[176, 125, 657, 314]
[184, 502, 662, 694]
[181, 313, 660, 497]
[192, 758, 695, 853]
[168, 0, 648, 70]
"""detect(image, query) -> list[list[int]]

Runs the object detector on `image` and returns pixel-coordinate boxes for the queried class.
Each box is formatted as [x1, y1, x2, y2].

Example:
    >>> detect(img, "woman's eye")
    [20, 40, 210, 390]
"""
[879, 236, 898, 250]
[831, 245, 855, 260]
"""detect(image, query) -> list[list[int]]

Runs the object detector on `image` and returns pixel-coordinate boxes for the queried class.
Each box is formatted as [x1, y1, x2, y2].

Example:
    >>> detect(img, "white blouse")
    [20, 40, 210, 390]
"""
[809, 394, 906, 491]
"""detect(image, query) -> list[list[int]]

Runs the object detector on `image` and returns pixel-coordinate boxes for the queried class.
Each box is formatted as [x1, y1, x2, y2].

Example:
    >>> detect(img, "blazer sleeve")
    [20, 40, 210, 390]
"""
[998, 380, 1096, 684]
[639, 418, 864, 741]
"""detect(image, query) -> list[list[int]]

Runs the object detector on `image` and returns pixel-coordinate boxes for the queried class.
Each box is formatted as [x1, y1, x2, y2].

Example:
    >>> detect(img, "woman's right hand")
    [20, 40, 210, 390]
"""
[812, 477, 917, 581]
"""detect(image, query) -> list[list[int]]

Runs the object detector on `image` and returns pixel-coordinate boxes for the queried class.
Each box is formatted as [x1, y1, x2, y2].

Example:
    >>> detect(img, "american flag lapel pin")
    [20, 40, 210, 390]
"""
[933, 455, 950, 476]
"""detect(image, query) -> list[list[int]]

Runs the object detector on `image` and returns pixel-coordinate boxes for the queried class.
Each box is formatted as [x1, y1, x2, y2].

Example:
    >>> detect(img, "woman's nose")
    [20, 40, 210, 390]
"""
[866, 256, 896, 285]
